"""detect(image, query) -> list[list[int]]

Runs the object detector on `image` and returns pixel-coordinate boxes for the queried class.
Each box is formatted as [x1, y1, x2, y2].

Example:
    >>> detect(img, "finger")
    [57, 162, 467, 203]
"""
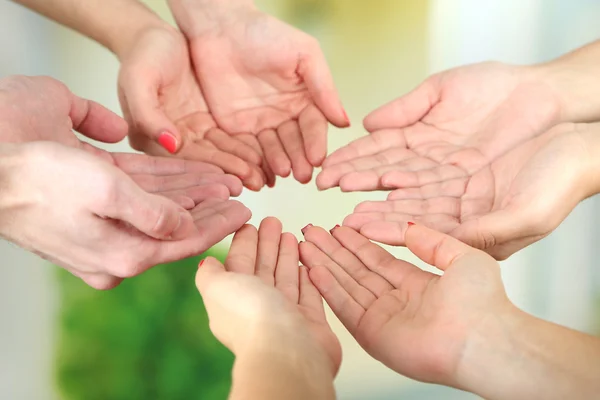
[363, 79, 439, 132]
[275, 232, 301, 304]
[257, 129, 291, 177]
[303, 225, 393, 295]
[330, 226, 420, 289]
[405, 224, 492, 271]
[299, 240, 378, 308]
[278, 121, 314, 184]
[299, 44, 349, 128]
[322, 129, 406, 168]
[103, 179, 196, 241]
[111, 153, 224, 175]
[387, 178, 467, 200]
[157, 183, 231, 205]
[299, 104, 328, 167]
[299, 266, 325, 317]
[238, 133, 276, 187]
[354, 198, 461, 217]
[205, 128, 263, 166]
[155, 200, 252, 262]
[70, 95, 129, 143]
[131, 172, 242, 196]
[195, 256, 227, 294]
[225, 224, 259, 275]
[120, 75, 182, 153]
[380, 163, 467, 189]
[318, 147, 415, 191]
[255, 217, 283, 285]
[180, 140, 264, 191]
[308, 265, 364, 333]
[169, 195, 195, 209]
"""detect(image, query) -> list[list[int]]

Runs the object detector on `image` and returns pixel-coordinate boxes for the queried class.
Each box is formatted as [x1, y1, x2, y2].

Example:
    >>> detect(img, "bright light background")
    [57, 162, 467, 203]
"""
[1, 0, 600, 399]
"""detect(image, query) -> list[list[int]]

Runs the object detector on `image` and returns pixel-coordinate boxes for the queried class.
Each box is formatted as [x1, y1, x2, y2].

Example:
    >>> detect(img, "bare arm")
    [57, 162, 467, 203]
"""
[11, 0, 170, 57]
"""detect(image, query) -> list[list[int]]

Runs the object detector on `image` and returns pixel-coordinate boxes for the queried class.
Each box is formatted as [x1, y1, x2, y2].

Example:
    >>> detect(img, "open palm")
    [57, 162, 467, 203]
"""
[118, 28, 266, 190]
[344, 123, 595, 259]
[186, 9, 349, 184]
[300, 224, 509, 385]
[318, 62, 561, 191]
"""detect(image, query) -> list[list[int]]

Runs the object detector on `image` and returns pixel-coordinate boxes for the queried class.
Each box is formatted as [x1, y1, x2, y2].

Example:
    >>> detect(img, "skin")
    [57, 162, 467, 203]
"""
[0, 142, 251, 290]
[168, 0, 350, 184]
[196, 217, 340, 400]
[300, 224, 600, 399]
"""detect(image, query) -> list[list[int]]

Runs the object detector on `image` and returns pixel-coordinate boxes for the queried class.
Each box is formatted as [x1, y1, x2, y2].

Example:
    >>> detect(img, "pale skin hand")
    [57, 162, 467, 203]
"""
[317, 62, 563, 192]
[344, 122, 600, 260]
[11, 0, 268, 191]
[0, 75, 244, 208]
[0, 142, 251, 290]
[168, 0, 350, 184]
[195, 217, 340, 400]
[300, 224, 600, 399]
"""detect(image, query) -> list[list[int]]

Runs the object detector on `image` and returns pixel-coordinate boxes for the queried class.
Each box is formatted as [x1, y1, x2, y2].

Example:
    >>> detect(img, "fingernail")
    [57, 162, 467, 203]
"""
[343, 110, 350, 125]
[407, 221, 416, 226]
[198, 259, 205, 268]
[329, 224, 340, 235]
[301, 224, 313, 236]
[158, 132, 178, 154]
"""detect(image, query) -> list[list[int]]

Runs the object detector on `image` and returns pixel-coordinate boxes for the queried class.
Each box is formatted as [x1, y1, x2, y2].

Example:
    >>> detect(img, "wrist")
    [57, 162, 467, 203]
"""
[532, 44, 600, 124]
[108, 15, 176, 60]
[576, 123, 600, 198]
[167, 0, 257, 37]
[0, 144, 27, 234]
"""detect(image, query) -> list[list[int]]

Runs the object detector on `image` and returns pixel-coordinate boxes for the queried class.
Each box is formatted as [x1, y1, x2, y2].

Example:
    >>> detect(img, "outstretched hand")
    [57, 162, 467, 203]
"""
[300, 224, 510, 386]
[196, 217, 342, 375]
[169, 1, 349, 185]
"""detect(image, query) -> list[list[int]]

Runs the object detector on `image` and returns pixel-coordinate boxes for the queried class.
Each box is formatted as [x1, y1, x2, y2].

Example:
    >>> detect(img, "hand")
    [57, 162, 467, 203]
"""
[317, 62, 562, 191]
[343, 122, 599, 259]
[0, 75, 128, 146]
[0, 142, 251, 290]
[299, 223, 510, 387]
[195, 217, 341, 375]
[169, 1, 349, 184]
[117, 26, 268, 190]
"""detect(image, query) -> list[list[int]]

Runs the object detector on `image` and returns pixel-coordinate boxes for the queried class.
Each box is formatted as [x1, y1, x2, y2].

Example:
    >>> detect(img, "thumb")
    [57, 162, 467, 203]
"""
[405, 223, 491, 272]
[363, 79, 439, 132]
[195, 257, 226, 296]
[120, 78, 182, 154]
[107, 179, 196, 240]
[70, 94, 128, 143]
[299, 46, 350, 128]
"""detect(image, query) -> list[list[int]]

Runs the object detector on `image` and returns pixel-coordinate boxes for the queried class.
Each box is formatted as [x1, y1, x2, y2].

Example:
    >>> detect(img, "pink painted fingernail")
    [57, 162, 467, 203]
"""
[198, 259, 206, 268]
[158, 132, 178, 154]
[407, 222, 416, 226]
[329, 224, 340, 235]
[301, 224, 313, 236]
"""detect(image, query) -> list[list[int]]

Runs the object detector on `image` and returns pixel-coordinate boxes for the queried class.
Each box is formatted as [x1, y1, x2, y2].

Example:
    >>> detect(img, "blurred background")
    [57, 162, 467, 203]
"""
[1, 0, 600, 399]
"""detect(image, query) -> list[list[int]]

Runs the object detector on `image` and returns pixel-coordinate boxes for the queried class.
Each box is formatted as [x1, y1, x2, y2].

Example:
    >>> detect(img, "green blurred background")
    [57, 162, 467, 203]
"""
[2, 1, 600, 399]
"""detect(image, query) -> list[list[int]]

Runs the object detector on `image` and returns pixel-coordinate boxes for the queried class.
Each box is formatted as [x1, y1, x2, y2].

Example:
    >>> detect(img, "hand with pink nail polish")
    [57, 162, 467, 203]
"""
[0, 141, 251, 290]
[195, 217, 340, 399]
[345, 122, 600, 259]
[167, 0, 350, 185]
[300, 224, 600, 399]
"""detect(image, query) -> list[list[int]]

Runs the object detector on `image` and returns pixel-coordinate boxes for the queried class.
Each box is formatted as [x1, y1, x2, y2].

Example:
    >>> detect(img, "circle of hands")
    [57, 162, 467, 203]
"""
[5, 4, 599, 392]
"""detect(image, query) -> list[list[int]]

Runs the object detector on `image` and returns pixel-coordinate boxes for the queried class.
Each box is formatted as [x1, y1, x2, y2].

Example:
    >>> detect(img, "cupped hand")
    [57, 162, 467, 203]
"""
[300, 224, 510, 386]
[117, 26, 267, 190]
[317, 62, 561, 191]
[0, 142, 251, 290]
[173, 4, 349, 184]
[344, 122, 597, 259]
[195, 217, 342, 375]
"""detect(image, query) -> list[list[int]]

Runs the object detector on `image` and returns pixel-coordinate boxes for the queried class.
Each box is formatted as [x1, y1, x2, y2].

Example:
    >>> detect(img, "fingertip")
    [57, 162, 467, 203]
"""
[195, 256, 226, 291]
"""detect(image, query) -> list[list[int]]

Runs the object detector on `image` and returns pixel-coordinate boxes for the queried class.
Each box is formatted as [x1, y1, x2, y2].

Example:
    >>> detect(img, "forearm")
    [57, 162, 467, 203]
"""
[456, 304, 600, 400]
[167, 0, 256, 36]
[230, 339, 335, 400]
[12, 0, 169, 57]
[534, 40, 600, 123]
